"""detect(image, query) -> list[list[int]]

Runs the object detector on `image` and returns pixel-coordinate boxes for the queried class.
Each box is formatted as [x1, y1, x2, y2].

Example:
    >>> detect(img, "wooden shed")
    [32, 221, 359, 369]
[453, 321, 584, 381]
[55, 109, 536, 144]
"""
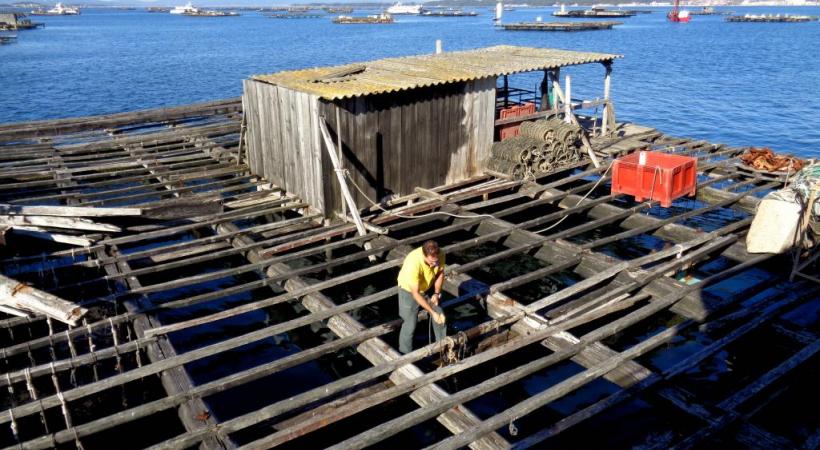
[242, 45, 619, 217]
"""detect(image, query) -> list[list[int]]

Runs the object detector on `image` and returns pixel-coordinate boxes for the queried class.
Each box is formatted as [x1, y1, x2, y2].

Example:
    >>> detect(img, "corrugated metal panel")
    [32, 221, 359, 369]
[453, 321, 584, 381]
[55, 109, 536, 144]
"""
[252, 45, 621, 100]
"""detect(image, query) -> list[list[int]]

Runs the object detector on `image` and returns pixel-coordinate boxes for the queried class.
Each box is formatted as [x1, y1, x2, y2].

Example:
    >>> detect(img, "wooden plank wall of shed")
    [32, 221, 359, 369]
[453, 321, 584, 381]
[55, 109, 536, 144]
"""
[242, 80, 325, 212]
[319, 78, 495, 216]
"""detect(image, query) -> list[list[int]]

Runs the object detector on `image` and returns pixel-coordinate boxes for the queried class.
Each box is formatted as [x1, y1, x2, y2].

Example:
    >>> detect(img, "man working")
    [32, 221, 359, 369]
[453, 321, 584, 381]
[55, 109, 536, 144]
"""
[397, 240, 447, 354]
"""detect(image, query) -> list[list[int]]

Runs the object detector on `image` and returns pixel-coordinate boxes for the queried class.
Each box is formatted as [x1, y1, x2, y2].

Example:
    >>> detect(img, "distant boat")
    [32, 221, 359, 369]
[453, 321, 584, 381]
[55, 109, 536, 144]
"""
[386, 3, 423, 15]
[169, 3, 239, 17]
[31, 3, 80, 15]
[170, 2, 199, 15]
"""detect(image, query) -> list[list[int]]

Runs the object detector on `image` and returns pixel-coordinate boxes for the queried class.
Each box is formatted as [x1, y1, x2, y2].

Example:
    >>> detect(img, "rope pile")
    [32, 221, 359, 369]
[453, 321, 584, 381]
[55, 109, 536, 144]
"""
[740, 147, 805, 173]
[485, 118, 583, 179]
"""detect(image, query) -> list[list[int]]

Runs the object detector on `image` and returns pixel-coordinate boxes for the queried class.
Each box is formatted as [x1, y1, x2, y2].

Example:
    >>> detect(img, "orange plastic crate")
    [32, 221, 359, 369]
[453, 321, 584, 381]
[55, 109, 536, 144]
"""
[611, 151, 697, 207]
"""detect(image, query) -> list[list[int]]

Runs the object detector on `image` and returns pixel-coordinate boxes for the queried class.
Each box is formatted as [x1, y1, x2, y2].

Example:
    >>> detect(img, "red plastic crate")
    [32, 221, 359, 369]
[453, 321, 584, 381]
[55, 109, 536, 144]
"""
[499, 124, 521, 140]
[499, 102, 536, 119]
[611, 151, 697, 207]
[497, 103, 536, 141]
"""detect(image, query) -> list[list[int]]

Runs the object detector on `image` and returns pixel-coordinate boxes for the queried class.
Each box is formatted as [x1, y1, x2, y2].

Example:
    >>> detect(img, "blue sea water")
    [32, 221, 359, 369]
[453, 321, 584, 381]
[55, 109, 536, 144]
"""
[1, 6, 819, 157]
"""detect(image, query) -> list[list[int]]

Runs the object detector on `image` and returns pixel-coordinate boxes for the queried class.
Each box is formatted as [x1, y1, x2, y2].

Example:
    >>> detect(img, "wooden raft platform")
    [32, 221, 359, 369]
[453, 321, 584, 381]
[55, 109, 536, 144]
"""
[500, 21, 622, 31]
[726, 14, 818, 22]
[0, 99, 816, 449]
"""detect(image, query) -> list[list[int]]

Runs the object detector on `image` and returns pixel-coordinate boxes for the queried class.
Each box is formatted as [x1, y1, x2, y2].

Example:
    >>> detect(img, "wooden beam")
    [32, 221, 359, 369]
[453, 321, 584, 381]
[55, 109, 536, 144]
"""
[0, 273, 87, 325]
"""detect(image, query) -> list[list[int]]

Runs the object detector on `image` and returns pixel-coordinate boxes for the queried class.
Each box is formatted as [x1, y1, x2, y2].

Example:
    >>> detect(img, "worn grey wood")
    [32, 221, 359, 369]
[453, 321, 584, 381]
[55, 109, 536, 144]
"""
[94, 247, 234, 450]
[0, 273, 87, 325]
[0, 98, 240, 141]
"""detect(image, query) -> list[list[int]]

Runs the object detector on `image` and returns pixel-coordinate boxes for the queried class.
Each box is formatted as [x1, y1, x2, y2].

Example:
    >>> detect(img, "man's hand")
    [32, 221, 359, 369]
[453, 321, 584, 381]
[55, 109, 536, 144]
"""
[430, 292, 440, 306]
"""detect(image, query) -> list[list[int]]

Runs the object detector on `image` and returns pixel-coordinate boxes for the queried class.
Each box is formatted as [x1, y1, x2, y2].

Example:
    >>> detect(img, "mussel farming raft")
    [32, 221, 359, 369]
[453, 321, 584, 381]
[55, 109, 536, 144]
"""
[500, 21, 622, 31]
[0, 46, 817, 449]
[725, 14, 818, 22]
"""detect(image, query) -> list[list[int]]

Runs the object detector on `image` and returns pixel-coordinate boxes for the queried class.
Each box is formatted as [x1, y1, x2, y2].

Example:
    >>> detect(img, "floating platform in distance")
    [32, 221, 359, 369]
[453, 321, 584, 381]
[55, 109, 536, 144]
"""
[553, 9, 635, 18]
[146, 6, 171, 12]
[267, 13, 322, 19]
[421, 9, 479, 17]
[0, 22, 43, 30]
[725, 14, 817, 22]
[182, 10, 239, 17]
[324, 7, 353, 13]
[0, 13, 44, 30]
[500, 21, 622, 31]
[0, 34, 17, 44]
[333, 14, 394, 24]
[689, 7, 732, 15]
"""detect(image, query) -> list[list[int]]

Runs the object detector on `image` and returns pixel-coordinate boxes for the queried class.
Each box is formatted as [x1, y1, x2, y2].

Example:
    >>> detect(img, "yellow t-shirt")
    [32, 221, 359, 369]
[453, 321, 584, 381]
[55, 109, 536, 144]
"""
[397, 247, 446, 293]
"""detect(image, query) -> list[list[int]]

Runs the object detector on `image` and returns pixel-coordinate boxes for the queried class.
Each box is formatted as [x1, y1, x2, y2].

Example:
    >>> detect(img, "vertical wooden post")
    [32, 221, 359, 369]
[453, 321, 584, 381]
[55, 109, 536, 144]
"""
[435, 39, 443, 54]
[335, 106, 346, 218]
[564, 75, 572, 123]
[502, 75, 510, 108]
[540, 70, 549, 111]
[551, 69, 561, 110]
[602, 62, 612, 136]
[318, 116, 369, 240]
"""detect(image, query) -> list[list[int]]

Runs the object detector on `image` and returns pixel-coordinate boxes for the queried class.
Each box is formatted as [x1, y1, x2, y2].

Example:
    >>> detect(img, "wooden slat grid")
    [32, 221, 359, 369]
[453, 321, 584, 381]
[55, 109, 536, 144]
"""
[0, 101, 815, 450]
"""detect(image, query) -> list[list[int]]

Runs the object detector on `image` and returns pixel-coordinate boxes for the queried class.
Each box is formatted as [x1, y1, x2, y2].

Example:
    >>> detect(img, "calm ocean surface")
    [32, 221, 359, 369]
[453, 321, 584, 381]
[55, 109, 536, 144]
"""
[1, 6, 819, 157]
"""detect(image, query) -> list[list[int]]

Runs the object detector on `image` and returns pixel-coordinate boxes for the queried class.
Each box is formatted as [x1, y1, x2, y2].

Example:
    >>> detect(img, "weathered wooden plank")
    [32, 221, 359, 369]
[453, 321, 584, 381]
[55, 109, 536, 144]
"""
[0, 98, 241, 141]
[0, 273, 87, 325]
[0, 214, 120, 232]
[94, 247, 234, 450]
[307, 94, 325, 213]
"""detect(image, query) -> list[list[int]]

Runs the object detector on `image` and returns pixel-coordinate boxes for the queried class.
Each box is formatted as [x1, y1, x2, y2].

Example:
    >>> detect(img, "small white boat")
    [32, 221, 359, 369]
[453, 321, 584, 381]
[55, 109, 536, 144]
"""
[50, 3, 80, 14]
[170, 2, 200, 15]
[386, 2, 423, 15]
[31, 3, 80, 15]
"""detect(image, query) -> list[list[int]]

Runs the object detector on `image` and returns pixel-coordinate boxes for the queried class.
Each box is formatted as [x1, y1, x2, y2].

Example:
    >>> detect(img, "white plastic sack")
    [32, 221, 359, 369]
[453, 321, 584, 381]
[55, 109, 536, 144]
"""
[747, 188, 806, 254]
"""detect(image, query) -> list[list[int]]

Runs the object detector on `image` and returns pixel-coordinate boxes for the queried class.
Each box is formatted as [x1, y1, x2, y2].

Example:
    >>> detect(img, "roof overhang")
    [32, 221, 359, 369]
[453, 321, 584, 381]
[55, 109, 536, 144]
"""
[251, 45, 622, 101]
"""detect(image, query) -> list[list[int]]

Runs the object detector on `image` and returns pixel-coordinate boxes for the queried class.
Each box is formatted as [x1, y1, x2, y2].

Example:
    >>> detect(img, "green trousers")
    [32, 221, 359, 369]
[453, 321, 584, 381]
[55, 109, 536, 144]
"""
[398, 288, 446, 354]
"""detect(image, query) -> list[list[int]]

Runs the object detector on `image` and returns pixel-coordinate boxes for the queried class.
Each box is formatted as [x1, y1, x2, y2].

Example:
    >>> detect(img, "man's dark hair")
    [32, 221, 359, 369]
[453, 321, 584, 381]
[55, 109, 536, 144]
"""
[422, 240, 440, 257]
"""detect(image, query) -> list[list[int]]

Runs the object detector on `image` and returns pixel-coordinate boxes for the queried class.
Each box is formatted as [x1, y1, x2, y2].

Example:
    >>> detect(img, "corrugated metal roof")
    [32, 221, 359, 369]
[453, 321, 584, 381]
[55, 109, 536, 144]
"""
[252, 45, 621, 100]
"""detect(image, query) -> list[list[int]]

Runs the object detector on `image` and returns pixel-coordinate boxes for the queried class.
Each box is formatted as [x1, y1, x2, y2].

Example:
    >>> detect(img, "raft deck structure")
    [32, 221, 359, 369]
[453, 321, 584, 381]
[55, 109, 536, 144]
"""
[0, 13, 44, 30]
[500, 21, 622, 31]
[725, 14, 818, 22]
[0, 46, 816, 449]
[553, 7, 636, 18]
[332, 14, 394, 24]
[266, 13, 322, 19]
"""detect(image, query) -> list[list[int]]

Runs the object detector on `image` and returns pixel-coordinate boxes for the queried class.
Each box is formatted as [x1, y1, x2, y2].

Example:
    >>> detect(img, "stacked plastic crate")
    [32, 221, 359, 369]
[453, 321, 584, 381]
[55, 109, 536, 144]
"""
[497, 103, 536, 141]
